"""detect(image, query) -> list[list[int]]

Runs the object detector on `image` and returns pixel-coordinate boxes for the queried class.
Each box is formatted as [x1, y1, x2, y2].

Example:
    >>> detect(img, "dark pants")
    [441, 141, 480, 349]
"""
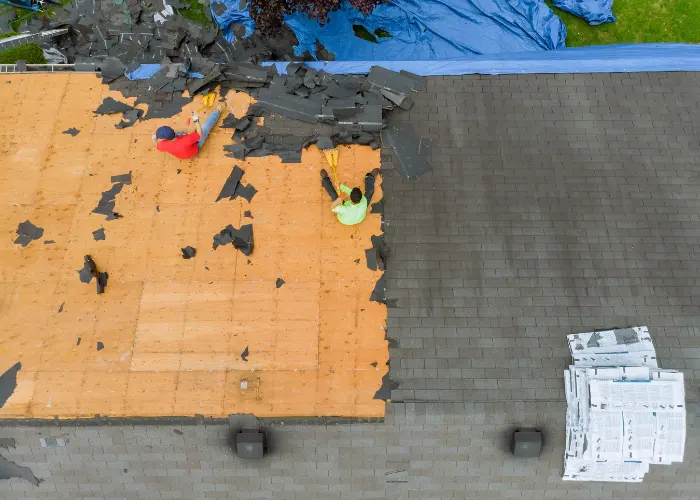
[321, 172, 376, 204]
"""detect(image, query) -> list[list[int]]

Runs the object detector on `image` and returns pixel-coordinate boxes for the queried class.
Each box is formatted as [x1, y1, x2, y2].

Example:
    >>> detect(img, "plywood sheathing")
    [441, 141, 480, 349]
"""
[0, 74, 387, 419]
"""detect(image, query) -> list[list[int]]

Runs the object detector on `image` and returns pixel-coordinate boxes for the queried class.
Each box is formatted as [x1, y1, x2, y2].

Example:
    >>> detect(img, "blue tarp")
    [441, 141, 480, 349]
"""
[552, 0, 615, 25]
[125, 64, 204, 80]
[262, 44, 700, 76]
[211, 0, 566, 57]
[126, 64, 162, 80]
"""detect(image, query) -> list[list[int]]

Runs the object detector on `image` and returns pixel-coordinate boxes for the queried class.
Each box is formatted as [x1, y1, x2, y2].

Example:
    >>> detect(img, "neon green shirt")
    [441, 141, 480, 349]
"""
[332, 184, 367, 226]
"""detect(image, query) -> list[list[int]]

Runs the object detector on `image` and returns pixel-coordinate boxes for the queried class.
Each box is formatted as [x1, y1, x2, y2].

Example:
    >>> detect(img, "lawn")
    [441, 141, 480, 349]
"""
[548, 0, 700, 47]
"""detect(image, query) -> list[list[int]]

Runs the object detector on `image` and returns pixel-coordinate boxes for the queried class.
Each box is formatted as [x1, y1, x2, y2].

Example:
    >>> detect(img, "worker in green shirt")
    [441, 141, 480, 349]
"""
[320, 168, 379, 226]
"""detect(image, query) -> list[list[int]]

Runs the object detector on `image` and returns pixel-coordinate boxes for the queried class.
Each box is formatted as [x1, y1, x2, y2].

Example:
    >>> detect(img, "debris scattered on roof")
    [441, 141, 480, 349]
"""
[13, 220, 44, 247]
[77, 255, 108, 295]
[110, 171, 132, 185]
[241, 346, 249, 362]
[94, 97, 134, 115]
[181, 246, 196, 259]
[92, 182, 125, 221]
[0, 362, 21, 409]
[92, 228, 106, 241]
[77, 338, 81, 346]
[96, 342, 104, 351]
[58, 302, 64, 313]
[373, 372, 399, 400]
[44, 240, 55, 245]
[362, 66, 424, 110]
[216, 166, 244, 202]
[62, 128, 80, 136]
[243, 210, 253, 219]
[213, 224, 254, 256]
[276, 278, 285, 289]
[370, 235, 389, 271]
[370, 273, 387, 304]
[381, 123, 432, 180]
[116, 109, 143, 129]
[233, 183, 257, 202]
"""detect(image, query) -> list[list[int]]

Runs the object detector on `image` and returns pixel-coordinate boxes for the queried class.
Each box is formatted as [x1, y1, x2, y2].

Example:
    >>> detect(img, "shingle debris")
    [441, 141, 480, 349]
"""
[213, 224, 254, 256]
[77, 255, 108, 294]
[62, 127, 80, 136]
[92, 228, 106, 241]
[181, 246, 196, 259]
[13, 220, 44, 247]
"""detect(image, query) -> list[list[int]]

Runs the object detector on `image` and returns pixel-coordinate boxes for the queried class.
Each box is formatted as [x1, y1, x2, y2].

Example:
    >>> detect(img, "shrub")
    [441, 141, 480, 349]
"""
[0, 42, 47, 64]
[249, 0, 383, 36]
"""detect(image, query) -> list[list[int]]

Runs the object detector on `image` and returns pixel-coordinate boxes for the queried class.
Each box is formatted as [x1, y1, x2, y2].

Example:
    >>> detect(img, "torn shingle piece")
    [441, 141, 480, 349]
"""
[13, 220, 44, 247]
[381, 123, 432, 180]
[222, 115, 251, 132]
[362, 66, 418, 109]
[96, 272, 108, 294]
[336, 105, 383, 133]
[241, 346, 249, 362]
[373, 372, 399, 400]
[94, 97, 134, 115]
[115, 109, 143, 129]
[370, 273, 387, 304]
[315, 135, 334, 151]
[365, 248, 378, 271]
[92, 183, 124, 221]
[181, 246, 196, 259]
[44, 240, 55, 245]
[256, 88, 321, 124]
[96, 342, 104, 351]
[138, 94, 193, 120]
[110, 172, 132, 185]
[233, 183, 257, 203]
[92, 228, 106, 241]
[399, 69, 426, 90]
[243, 210, 253, 219]
[62, 128, 80, 136]
[276, 278, 285, 289]
[371, 234, 389, 271]
[0, 361, 21, 410]
[216, 166, 244, 202]
[212, 224, 254, 256]
[77, 255, 98, 284]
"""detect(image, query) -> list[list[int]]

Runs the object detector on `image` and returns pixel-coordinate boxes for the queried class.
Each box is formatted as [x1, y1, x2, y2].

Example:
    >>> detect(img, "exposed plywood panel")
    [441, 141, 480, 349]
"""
[0, 74, 387, 419]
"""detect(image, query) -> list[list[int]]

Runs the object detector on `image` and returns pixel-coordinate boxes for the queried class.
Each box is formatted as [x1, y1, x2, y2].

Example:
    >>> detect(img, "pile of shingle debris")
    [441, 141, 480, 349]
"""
[8, 0, 431, 173]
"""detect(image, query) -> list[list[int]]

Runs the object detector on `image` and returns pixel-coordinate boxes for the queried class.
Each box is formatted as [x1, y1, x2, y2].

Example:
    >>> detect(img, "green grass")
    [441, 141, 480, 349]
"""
[547, 0, 700, 47]
[179, 0, 213, 26]
[0, 42, 46, 63]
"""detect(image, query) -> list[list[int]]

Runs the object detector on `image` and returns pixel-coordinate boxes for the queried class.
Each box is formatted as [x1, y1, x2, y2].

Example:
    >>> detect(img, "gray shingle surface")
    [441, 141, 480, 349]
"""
[382, 73, 700, 402]
[0, 402, 697, 499]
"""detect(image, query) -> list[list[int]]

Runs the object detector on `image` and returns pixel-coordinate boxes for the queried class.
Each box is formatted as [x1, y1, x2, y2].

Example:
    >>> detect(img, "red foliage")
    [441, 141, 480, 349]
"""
[249, 0, 383, 35]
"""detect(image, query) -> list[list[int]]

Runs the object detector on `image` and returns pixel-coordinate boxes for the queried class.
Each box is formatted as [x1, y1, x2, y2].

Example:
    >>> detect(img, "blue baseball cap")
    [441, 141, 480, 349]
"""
[156, 126, 176, 140]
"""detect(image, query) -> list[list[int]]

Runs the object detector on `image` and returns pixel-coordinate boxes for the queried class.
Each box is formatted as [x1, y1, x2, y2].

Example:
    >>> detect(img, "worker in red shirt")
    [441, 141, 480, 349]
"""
[152, 104, 225, 159]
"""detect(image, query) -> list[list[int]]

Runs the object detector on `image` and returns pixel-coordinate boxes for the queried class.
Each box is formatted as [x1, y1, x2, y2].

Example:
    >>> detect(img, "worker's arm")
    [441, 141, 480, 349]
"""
[339, 184, 352, 196]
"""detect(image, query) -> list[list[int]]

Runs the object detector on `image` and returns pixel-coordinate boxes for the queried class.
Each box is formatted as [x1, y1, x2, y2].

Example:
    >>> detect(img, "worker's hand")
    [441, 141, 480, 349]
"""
[331, 198, 342, 209]
[191, 112, 199, 122]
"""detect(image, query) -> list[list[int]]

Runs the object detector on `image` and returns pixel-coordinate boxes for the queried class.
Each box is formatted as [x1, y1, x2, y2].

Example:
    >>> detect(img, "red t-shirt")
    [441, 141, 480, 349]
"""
[157, 132, 201, 159]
